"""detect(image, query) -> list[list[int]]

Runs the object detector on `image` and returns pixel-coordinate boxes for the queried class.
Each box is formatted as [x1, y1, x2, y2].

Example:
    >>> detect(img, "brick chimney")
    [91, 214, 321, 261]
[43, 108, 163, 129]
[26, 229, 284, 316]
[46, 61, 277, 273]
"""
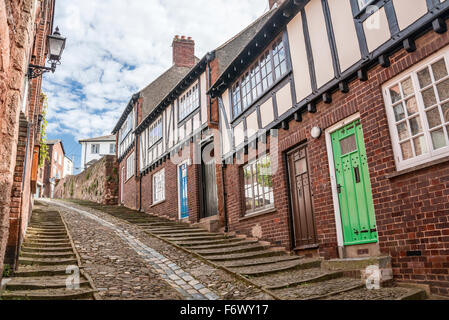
[269, 0, 285, 9]
[172, 35, 195, 68]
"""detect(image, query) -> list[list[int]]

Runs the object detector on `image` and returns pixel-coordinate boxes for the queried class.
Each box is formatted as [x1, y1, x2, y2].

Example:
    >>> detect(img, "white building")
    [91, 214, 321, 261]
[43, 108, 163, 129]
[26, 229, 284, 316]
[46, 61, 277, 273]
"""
[63, 156, 74, 178]
[79, 134, 116, 171]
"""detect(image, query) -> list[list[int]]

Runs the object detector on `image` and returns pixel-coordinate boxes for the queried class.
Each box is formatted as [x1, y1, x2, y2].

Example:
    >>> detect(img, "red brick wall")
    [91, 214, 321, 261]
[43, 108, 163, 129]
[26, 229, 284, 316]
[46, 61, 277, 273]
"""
[140, 142, 202, 223]
[172, 36, 195, 68]
[141, 160, 179, 220]
[0, 0, 52, 278]
[119, 148, 138, 210]
[43, 142, 65, 198]
[221, 24, 449, 295]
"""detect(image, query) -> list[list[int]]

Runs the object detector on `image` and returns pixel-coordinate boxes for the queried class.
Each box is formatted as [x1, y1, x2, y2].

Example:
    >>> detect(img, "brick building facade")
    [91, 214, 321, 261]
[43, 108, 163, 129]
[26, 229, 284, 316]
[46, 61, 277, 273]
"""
[42, 140, 65, 198]
[111, 0, 449, 296]
[209, 0, 449, 296]
[0, 0, 56, 276]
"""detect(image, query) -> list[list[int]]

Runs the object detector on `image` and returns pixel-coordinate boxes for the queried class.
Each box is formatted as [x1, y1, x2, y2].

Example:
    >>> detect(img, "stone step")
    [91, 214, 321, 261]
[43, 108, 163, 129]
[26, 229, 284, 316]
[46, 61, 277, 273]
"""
[21, 246, 73, 253]
[219, 255, 302, 268]
[232, 258, 321, 277]
[193, 243, 271, 256]
[20, 251, 76, 259]
[25, 237, 70, 242]
[27, 226, 66, 231]
[23, 242, 72, 248]
[1, 288, 96, 300]
[14, 266, 73, 277]
[161, 234, 225, 242]
[138, 222, 181, 227]
[207, 248, 286, 261]
[26, 230, 67, 235]
[24, 237, 70, 243]
[23, 239, 71, 247]
[4, 276, 90, 291]
[251, 268, 331, 289]
[150, 228, 205, 235]
[272, 277, 364, 300]
[19, 257, 78, 266]
[187, 239, 259, 250]
[175, 238, 242, 247]
[152, 232, 216, 238]
[321, 286, 427, 300]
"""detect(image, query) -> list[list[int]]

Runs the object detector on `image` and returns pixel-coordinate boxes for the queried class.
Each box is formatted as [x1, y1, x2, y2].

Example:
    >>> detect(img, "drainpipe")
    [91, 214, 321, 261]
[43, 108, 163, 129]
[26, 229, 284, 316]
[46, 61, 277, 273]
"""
[221, 163, 229, 233]
[283, 152, 296, 251]
[139, 174, 142, 212]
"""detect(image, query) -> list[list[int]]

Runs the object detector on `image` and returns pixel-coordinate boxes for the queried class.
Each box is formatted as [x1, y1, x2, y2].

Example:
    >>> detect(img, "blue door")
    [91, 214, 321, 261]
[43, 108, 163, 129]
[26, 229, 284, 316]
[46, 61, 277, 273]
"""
[179, 163, 189, 219]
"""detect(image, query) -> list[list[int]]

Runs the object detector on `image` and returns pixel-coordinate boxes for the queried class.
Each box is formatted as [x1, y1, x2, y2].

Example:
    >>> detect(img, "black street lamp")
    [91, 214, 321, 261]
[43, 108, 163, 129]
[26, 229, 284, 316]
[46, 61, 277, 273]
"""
[28, 27, 66, 79]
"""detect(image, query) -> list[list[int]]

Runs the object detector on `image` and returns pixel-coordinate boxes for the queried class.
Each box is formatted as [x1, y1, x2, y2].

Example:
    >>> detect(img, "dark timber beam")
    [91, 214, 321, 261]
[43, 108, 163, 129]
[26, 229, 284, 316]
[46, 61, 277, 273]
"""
[358, 68, 368, 81]
[294, 111, 302, 122]
[281, 120, 289, 130]
[322, 92, 332, 104]
[433, 18, 447, 34]
[339, 82, 349, 93]
[307, 102, 316, 114]
[403, 38, 416, 53]
[379, 54, 391, 68]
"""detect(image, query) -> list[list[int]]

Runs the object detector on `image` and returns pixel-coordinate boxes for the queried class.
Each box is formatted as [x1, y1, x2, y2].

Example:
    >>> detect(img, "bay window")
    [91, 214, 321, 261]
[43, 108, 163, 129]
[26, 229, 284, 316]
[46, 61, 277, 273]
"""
[384, 50, 449, 171]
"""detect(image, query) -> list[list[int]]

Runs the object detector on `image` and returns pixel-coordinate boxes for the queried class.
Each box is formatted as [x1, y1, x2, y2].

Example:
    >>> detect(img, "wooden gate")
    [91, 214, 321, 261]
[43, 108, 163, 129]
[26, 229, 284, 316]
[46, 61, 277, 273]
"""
[287, 145, 318, 249]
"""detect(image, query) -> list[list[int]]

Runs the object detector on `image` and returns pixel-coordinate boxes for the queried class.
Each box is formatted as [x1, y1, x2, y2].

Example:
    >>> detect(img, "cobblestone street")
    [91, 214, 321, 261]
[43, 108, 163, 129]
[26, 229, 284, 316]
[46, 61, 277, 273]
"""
[42, 200, 272, 300]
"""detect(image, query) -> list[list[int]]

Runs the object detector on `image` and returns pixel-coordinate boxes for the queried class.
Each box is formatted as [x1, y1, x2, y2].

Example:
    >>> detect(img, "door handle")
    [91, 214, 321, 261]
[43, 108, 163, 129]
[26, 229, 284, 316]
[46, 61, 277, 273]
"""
[354, 166, 361, 183]
[337, 184, 342, 194]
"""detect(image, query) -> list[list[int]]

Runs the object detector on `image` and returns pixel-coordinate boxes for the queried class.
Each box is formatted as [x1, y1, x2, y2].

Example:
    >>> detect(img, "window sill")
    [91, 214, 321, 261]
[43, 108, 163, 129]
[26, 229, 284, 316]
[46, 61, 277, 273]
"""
[386, 155, 449, 179]
[151, 199, 166, 207]
[239, 207, 276, 221]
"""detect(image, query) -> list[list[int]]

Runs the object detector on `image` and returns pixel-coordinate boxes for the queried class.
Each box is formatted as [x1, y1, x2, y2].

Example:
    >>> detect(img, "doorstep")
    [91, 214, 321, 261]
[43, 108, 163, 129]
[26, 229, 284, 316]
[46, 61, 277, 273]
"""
[192, 215, 219, 232]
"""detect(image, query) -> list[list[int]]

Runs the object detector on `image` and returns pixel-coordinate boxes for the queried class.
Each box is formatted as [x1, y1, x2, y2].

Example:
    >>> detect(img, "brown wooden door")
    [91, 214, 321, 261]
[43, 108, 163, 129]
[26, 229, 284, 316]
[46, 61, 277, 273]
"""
[201, 142, 218, 218]
[287, 145, 318, 249]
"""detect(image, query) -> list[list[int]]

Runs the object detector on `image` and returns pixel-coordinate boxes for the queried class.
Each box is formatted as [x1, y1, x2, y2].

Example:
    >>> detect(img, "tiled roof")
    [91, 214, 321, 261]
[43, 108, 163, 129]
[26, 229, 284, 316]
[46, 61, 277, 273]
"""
[140, 62, 199, 119]
[78, 134, 116, 143]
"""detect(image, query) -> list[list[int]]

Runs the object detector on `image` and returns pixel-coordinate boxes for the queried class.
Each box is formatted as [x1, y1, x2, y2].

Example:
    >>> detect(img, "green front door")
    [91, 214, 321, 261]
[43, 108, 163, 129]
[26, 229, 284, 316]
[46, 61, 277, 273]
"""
[331, 119, 377, 246]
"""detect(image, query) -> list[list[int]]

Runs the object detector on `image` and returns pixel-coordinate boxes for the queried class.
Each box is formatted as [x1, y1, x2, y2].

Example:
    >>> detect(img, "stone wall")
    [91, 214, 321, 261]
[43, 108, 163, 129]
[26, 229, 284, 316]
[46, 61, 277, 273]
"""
[0, 0, 37, 280]
[54, 155, 119, 205]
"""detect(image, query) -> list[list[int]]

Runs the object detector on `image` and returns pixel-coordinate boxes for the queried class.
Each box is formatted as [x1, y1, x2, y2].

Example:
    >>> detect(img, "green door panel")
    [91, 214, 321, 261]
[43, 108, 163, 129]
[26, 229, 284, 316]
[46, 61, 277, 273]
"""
[331, 120, 377, 246]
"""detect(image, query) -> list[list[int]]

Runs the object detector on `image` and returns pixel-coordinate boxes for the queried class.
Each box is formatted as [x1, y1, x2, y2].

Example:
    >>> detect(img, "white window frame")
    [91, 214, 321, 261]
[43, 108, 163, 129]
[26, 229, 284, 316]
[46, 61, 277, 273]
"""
[152, 168, 165, 204]
[383, 47, 449, 172]
[242, 153, 274, 215]
[91, 144, 100, 154]
[110, 143, 116, 154]
[126, 152, 134, 181]
[179, 82, 200, 121]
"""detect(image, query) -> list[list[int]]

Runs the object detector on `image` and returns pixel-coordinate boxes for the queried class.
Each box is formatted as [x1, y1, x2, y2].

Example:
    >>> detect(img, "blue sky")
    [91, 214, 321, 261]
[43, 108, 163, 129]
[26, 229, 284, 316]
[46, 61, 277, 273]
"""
[43, 0, 269, 174]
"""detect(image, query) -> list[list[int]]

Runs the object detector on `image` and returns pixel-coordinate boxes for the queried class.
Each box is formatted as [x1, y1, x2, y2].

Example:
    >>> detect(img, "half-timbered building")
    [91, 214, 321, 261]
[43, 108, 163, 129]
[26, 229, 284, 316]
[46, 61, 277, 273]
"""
[113, 11, 276, 230]
[209, 0, 449, 295]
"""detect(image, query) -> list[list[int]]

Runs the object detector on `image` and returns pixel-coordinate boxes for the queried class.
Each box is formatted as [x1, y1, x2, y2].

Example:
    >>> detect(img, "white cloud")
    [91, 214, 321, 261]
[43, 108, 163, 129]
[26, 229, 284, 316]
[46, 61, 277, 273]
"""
[43, 0, 268, 141]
